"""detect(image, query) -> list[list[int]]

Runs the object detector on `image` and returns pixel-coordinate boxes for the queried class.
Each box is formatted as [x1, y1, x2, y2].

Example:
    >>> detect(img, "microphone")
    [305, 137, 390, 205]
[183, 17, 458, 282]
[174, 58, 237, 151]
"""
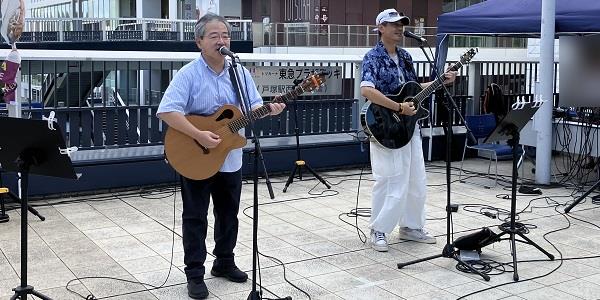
[218, 46, 238, 58]
[403, 30, 427, 43]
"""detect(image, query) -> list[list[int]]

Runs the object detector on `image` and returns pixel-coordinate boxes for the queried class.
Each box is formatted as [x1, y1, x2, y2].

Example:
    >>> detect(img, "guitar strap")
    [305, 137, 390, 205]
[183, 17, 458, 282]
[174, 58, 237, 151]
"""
[401, 54, 416, 81]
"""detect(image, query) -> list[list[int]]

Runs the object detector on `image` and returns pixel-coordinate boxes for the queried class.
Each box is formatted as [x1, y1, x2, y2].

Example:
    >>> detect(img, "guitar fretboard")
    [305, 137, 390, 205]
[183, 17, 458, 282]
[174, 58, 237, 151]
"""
[412, 60, 464, 105]
[227, 84, 305, 132]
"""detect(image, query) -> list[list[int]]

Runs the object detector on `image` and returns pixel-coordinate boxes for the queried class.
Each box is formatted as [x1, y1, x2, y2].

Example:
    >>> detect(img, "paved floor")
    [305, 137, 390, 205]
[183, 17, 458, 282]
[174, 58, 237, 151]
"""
[1, 158, 600, 299]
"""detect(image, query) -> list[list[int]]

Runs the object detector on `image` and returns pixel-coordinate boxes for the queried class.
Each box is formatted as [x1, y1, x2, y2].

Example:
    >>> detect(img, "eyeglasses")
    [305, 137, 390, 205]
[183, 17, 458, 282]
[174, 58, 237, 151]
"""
[203, 33, 231, 41]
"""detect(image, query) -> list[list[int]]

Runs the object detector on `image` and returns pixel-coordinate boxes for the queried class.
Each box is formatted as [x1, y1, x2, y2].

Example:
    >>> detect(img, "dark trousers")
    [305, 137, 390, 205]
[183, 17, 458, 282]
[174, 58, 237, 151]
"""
[180, 170, 242, 282]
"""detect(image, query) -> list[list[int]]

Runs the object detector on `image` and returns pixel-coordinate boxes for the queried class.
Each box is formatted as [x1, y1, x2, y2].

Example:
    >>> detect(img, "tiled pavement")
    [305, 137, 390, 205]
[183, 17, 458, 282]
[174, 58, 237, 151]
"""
[1, 158, 600, 299]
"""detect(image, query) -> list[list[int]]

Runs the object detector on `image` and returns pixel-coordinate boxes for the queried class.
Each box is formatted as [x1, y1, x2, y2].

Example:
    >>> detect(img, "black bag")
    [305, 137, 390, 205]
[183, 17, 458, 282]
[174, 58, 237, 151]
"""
[454, 227, 499, 251]
[482, 83, 508, 123]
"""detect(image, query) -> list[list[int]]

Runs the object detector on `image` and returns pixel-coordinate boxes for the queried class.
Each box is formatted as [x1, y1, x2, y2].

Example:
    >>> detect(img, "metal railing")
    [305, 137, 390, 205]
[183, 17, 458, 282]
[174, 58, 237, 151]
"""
[254, 23, 527, 48]
[21, 18, 253, 42]
[4, 54, 557, 151]
[254, 24, 437, 47]
[20, 18, 528, 48]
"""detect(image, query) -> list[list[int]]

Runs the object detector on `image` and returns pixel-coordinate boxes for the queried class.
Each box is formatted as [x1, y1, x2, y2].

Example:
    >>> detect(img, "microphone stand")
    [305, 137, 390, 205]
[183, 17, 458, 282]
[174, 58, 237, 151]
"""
[396, 40, 489, 281]
[225, 56, 286, 300]
[223, 52, 275, 200]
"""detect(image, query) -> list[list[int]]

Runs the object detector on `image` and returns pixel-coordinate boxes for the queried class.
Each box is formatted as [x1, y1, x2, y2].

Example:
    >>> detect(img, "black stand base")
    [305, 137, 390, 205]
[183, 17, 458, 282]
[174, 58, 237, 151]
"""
[283, 160, 331, 193]
[496, 227, 555, 281]
[1, 190, 45, 222]
[0, 213, 8, 223]
[11, 285, 52, 300]
[247, 290, 261, 300]
[398, 244, 491, 281]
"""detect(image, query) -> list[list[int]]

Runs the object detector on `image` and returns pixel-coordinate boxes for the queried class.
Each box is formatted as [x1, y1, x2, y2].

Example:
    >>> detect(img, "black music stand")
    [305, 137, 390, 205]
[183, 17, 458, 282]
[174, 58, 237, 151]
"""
[484, 103, 554, 281]
[282, 79, 331, 193]
[1, 167, 46, 223]
[0, 117, 77, 300]
[0, 186, 46, 222]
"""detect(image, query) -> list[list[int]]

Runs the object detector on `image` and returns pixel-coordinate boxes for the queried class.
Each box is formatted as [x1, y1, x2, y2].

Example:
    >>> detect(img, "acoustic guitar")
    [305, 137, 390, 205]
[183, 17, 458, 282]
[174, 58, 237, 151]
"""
[360, 48, 477, 149]
[164, 73, 326, 180]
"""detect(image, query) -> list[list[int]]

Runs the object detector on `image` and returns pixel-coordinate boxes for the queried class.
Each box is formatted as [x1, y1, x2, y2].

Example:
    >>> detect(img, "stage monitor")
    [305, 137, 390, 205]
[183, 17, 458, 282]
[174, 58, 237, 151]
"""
[559, 35, 600, 107]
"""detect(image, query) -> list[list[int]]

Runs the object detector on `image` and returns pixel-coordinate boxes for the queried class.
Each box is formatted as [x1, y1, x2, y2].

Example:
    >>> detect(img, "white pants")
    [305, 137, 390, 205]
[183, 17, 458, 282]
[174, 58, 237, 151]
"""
[369, 128, 427, 234]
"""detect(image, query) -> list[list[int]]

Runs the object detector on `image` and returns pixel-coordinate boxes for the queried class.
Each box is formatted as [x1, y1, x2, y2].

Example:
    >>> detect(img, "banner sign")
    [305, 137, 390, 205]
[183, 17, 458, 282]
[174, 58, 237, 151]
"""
[248, 66, 343, 97]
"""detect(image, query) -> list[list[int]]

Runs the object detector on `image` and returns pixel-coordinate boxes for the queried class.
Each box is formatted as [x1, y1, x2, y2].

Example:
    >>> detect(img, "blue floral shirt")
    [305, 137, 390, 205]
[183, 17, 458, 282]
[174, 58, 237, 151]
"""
[361, 41, 418, 94]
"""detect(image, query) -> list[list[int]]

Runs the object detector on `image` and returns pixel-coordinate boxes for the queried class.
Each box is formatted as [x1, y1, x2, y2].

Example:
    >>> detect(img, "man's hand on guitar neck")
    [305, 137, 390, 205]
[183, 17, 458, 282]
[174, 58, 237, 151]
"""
[442, 70, 458, 85]
[252, 103, 286, 118]
[421, 69, 458, 90]
[269, 103, 286, 115]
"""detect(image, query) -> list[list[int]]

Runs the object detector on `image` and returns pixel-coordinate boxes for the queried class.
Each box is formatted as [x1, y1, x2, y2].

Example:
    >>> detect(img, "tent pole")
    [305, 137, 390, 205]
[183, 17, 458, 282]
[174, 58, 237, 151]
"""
[535, 0, 555, 185]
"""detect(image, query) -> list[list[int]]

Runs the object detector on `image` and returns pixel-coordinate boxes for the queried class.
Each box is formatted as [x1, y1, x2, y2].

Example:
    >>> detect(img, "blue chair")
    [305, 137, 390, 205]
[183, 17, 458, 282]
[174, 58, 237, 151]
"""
[459, 114, 514, 188]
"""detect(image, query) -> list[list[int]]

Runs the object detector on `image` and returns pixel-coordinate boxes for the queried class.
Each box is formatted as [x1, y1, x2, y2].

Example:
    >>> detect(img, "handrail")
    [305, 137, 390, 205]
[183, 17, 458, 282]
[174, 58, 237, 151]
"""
[21, 18, 253, 42]
[19, 18, 526, 48]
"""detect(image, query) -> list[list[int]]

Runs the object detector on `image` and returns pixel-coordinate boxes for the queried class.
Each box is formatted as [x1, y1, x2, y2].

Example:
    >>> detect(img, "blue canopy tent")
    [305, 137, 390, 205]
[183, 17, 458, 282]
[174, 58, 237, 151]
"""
[433, 0, 600, 184]
[435, 0, 600, 74]
[437, 0, 600, 37]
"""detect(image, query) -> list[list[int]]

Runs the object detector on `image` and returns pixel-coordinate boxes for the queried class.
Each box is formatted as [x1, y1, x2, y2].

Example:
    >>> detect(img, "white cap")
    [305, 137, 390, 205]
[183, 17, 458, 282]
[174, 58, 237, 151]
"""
[375, 8, 409, 26]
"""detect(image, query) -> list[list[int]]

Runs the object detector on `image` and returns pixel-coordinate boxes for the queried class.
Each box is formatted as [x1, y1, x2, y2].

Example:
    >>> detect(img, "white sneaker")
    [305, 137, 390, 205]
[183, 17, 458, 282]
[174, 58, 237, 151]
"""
[399, 227, 437, 244]
[370, 230, 388, 252]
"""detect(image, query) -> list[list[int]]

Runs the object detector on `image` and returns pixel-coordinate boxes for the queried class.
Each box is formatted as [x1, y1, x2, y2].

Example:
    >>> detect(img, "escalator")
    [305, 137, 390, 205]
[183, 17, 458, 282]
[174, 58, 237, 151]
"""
[42, 71, 106, 108]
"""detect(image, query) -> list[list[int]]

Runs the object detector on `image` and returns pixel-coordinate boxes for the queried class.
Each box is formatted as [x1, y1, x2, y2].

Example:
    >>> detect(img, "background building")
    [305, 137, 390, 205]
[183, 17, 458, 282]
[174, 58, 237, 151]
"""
[26, 0, 243, 19]
[249, 0, 485, 26]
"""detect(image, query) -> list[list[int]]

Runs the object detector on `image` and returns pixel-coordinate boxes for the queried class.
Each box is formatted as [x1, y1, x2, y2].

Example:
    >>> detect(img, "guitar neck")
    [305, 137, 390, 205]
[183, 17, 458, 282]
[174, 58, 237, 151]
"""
[413, 61, 463, 105]
[227, 84, 306, 132]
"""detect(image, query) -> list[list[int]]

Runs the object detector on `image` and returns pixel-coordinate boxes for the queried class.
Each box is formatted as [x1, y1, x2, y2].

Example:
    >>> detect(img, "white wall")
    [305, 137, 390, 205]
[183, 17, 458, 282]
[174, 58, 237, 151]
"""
[220, 0, 241, 18]
[137, 0, 161, 18]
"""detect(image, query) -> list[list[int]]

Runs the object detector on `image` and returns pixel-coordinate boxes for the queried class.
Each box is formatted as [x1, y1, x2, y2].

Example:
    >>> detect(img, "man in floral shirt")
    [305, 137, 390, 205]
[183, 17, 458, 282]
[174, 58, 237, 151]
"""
[361, 8, 457, 252]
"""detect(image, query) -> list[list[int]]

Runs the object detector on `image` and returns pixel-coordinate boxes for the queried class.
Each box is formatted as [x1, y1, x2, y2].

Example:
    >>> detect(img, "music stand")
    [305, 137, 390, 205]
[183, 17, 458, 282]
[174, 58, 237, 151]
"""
[483, 103, 554, 281]
[0, 117, 77, 300]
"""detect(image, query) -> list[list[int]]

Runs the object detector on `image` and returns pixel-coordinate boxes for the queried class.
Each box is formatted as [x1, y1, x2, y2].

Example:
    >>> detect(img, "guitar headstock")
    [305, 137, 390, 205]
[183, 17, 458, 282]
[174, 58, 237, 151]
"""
[272, 72, 328, 105]
[459, 48, 478, 64]
[300, 71, 327, 93]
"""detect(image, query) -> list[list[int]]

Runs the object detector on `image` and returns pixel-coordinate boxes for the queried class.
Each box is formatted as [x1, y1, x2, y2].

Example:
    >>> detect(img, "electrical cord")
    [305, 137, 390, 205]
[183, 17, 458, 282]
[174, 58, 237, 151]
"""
[258, 251, 311, 300]
[64, 171, 180, 300]
[455, 259, 510, 276]
[238, 170, 600, 300]
[458, 195, 572, 299]
[338, 165, 369, 244]
[5, 165, 600, 299]
[238, 170, 364, 299]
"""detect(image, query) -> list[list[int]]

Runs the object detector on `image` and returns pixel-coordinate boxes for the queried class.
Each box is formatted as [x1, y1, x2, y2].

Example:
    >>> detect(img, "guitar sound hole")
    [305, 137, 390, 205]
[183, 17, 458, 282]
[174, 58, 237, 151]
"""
[216, 109, 234, 122]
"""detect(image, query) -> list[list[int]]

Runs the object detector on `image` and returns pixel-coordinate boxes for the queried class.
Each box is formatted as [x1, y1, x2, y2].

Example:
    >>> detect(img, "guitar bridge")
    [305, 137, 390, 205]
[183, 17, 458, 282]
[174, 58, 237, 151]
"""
[194, 140, 210, 154]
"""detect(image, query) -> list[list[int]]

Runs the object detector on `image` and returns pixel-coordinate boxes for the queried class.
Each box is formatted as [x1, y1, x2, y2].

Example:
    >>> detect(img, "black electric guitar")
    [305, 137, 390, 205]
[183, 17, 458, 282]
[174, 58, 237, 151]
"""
[360, 48, 477, 149]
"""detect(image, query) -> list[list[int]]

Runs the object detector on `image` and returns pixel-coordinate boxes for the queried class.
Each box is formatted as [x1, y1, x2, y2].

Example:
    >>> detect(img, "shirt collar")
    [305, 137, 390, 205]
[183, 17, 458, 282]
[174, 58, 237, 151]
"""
[198, 53, 230, 75]
[375, 40, 400, 57]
